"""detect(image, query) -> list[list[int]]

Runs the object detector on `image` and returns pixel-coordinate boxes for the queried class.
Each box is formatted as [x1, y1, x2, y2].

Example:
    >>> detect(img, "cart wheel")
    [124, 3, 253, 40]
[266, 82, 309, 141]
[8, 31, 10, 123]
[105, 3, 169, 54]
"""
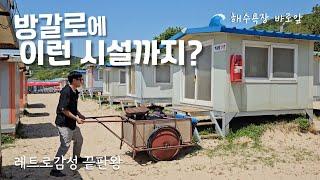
[147, 126, 181, 161]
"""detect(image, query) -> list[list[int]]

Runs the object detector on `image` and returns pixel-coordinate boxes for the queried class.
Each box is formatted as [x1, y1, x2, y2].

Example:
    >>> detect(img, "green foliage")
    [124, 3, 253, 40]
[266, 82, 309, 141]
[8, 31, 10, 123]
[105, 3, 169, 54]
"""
[153, 26, 183, 53]
[294, 117, 310, 132]
[208, 124, 267, 158]
[227, 124, 266, 147]
[1, 134, 15, 144]
[253, 4, 320, 51]
[198, 127, 215, 136]
[29, 54, 84, 80]
[153, 26, 183, 41]
[29, 54, 110, 80]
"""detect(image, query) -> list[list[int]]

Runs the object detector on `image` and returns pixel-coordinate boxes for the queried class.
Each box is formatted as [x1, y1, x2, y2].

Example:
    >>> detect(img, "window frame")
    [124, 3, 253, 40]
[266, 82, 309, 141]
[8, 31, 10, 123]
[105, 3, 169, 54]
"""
[119, 69, 126, 85]
[242, 40, 298, 83]
[154, 64, 171, 84]
[318, 59, 320, 84]
[97, 69, 104, 81]
[105, 70, 110, 93]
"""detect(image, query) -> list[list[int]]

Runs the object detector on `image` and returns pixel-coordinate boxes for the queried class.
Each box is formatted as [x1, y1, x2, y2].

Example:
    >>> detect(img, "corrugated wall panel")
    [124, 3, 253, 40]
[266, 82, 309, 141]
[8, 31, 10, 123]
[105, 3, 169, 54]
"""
[0, 62, 10, 125]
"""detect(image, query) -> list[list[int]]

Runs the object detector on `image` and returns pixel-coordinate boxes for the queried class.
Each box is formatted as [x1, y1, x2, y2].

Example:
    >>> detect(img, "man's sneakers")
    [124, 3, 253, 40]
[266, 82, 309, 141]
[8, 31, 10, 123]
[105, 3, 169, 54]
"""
[50, 169, 66, 177]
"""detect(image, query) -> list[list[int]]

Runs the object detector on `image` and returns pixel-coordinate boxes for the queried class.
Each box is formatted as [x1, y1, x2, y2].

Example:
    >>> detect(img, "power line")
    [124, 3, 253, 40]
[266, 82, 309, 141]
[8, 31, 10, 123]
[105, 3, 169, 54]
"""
[13, 0, 21, 17]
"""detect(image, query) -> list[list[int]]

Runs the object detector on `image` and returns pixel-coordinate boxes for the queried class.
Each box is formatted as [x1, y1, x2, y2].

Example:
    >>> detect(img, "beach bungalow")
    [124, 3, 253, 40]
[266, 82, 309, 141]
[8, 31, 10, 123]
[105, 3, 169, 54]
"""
[0, 0, 26, 134]
[313, 51, 320, 101]
[169, 15, 319, 136]
[125, 62, 172, 104]
[102, 63, 127, 101]
[84, 64, 103, 94]
[101, 54, 173, 105]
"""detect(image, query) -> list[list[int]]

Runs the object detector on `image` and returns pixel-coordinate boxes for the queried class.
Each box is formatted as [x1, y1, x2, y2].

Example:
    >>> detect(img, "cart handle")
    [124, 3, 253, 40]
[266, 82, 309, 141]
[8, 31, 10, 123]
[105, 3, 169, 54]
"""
[84, 115, 129, 122]
[84, 116, 136, 150]
[84, 120, 127, 123]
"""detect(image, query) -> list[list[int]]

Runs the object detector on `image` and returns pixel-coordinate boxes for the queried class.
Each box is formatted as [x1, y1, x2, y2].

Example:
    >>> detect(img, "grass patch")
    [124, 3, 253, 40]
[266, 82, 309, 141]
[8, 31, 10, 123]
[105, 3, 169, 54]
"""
[226, 124, 266, 147]
[206, 115, 316, 167]
[1, 134, 15, 144]
[198, 127, 215, 136]
[109, 104, 123, 111]
[294, 117, 310, 132]
[207, 123, 267, 158]
[206, 123, 278, 167]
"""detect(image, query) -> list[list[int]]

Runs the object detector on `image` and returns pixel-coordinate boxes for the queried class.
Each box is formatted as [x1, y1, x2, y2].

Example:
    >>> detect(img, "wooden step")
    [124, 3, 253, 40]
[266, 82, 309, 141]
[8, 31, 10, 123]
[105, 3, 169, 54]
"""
[196, 121, 214, 126]
[193, 115, 210, 121]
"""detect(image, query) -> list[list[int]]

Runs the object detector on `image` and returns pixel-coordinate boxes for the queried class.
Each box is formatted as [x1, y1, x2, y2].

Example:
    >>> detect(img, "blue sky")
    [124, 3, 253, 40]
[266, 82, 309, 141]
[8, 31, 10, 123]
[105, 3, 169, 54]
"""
[16, 0, 319, 57]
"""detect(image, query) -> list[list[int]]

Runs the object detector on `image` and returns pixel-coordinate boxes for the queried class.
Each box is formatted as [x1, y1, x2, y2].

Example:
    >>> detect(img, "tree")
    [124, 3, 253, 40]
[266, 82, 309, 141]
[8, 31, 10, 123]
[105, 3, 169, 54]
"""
[309, 4, 320, 51]
[253, 4, 320, 51]
[153, 26, 183, 41]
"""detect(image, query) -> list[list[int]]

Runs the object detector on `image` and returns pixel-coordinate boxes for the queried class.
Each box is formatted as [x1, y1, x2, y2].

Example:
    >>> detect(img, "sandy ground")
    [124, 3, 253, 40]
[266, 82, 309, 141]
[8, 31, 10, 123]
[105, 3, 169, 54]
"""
[2, 94, 320, 180]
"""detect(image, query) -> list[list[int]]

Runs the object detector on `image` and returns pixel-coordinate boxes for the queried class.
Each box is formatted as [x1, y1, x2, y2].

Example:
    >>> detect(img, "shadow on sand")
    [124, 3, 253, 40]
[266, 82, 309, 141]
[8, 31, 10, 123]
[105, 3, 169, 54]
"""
[1, 162, 82, 180]
[24, 111, 50, 117]
[124, 144, 202, 165]
[17, 123, 58, 139]
[26, 103, 46, 109]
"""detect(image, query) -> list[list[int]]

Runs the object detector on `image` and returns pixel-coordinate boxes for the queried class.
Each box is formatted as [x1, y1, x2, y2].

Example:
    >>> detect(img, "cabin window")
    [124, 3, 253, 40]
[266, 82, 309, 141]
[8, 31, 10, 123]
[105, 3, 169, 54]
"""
[272, 48, 294, 78]
[318, 59, 320, 84]
[245, 46, 269, 78]
[98, 69, 103, 80]
[119, 70, 126, 84]
[243, 41, 297, 82]
[155, 65, 170, 83]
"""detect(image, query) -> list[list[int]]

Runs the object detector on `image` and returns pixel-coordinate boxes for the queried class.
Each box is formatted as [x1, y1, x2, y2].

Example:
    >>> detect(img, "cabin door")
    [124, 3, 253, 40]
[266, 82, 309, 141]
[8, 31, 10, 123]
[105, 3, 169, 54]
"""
[128, 65, 135, 95]
[105, 70, 110, 93]
[183, 43, 213, 107]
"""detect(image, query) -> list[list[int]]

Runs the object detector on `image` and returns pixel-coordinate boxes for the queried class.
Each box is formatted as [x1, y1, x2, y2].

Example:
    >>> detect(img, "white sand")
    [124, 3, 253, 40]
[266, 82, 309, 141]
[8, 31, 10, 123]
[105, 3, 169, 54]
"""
[2, 94, 320, 180]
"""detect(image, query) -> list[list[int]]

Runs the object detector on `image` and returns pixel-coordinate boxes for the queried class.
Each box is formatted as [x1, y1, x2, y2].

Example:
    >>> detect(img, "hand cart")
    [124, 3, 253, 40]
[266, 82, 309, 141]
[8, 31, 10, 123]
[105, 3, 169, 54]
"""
[84, 110, 195, 161]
